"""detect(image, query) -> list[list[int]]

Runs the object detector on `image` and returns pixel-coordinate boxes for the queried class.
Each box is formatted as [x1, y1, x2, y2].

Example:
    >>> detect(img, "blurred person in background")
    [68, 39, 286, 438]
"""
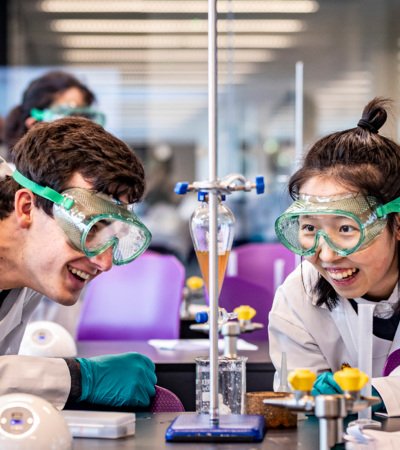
[139, 144, 192, 262]
[4, 70, 104, 162]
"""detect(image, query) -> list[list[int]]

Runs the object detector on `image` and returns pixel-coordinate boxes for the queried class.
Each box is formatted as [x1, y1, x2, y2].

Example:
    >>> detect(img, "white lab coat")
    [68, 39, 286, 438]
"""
[268, 261, 400, 416]
[0, 288, 71, 409]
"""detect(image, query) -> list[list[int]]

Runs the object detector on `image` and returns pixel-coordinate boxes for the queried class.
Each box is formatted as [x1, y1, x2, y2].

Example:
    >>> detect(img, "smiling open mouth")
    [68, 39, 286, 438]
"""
[68, 265, 90, 281]
[328, 268, 359, 281]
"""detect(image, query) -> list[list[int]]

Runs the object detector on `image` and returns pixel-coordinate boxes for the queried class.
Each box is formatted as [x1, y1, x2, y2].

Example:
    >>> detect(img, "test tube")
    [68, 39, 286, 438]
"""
[357, 303, 375, 420]
[277, 352, 290, 393]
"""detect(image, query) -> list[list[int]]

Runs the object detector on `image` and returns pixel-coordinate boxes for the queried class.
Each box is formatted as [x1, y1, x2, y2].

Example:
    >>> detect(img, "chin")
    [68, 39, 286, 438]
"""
[52, 291, 81, 306]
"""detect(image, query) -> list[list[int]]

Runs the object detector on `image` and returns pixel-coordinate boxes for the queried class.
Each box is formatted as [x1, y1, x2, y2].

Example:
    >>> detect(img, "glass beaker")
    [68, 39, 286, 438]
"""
[195, 356, 247, 414]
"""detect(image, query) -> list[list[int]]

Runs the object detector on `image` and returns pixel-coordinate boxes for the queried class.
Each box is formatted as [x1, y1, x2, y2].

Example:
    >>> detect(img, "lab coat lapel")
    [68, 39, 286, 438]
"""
[388, 283, 400, 354]
[331, 299, 359, 365]
[389, 321, 400, 354]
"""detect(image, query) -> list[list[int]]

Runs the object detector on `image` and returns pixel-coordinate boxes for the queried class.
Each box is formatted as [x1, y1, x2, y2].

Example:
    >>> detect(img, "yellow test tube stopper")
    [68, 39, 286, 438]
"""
[288, 369, 317, 392]
[333, 367, 369, 392]
[234, 305, 256, 321]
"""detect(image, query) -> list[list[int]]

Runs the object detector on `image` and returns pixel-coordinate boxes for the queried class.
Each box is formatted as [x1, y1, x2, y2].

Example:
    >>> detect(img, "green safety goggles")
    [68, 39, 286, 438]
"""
[275, 193, 400, 257]
[12, 169, 151, 265]
[31, 105, 106, 127]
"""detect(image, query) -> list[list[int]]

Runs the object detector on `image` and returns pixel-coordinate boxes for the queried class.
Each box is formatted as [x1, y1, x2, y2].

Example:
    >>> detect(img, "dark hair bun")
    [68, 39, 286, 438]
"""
[357, 97, 389, 133]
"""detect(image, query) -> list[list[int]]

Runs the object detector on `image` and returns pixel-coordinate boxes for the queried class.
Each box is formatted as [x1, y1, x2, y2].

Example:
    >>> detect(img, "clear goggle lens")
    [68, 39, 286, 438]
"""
[54, 189, 151, 265]
[82, 215, 151, 263]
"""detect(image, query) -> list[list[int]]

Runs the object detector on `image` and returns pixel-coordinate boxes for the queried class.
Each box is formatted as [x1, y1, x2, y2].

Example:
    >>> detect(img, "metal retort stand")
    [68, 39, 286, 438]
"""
[164, 0, 265, 439]
[165, 174, 265, 442]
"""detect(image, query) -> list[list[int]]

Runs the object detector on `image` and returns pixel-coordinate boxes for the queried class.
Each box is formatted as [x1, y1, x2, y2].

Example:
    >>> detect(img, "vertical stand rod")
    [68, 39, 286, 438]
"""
[295, 61, 304, 169]
[208, 0, 219, 424]
[294, 61, 304, 268]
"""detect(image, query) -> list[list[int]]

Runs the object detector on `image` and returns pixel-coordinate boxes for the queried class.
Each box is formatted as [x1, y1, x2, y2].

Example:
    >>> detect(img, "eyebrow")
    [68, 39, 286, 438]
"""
[299, 214, 356, 223]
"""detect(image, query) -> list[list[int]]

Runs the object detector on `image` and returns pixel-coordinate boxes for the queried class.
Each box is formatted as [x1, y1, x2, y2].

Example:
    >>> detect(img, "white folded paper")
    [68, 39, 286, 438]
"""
[148, 338, 258, 351]
[345, 424, 400, 449]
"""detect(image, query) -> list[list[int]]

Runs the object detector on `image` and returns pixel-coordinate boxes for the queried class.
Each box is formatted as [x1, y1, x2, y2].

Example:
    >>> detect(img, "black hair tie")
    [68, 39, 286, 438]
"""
[357, 119, 378, 134]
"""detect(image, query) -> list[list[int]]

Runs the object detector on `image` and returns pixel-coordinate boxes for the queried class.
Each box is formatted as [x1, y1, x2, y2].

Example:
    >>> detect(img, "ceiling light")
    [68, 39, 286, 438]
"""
[51, 19, 305, 33]
[66, 62, 259, 74]
[62, 48, 274, 63]
[40, 0, 319, 14]
[61, 34, 294, 49]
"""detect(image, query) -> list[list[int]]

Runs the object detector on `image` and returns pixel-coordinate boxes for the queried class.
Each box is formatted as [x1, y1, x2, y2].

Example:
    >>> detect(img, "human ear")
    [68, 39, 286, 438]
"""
[24, 116, 37, 129]
[14, 189, 35, 228]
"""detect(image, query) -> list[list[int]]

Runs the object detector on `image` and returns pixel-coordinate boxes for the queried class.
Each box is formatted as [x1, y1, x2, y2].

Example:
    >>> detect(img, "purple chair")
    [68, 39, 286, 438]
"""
[227, 242, 297, 293]
[150, 386, 185, 413]
[77, 252, 185, 340]
[382, 349, 400, 376]
[217, 276, 271, 341]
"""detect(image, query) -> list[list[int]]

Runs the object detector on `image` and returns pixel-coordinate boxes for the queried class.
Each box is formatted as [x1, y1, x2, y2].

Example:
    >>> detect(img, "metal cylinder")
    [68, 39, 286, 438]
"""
[318, 418, 337, 450]
[315, 395, 346, 449]
[221, 322, 240, 358]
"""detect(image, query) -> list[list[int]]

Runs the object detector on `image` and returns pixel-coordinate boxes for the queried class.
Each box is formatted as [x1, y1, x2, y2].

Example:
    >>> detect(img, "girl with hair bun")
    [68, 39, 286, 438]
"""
[269, 98, 400, 415]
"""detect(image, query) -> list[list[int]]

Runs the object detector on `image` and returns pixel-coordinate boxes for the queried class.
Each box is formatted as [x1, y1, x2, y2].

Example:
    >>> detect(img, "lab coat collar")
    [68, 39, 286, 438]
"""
[353, 282, 399, 319]
[0, 288, 24, 341]
[332, 283, 400, 371]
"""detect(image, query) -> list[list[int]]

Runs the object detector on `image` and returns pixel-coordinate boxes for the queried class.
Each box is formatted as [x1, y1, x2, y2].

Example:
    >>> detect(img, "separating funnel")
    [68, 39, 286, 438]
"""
[190, 192, 235, 295]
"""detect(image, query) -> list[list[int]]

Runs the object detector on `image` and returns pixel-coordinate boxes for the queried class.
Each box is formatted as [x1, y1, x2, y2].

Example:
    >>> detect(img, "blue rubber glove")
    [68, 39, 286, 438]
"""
[77, 353, 157, 407]
[312, 373, 384, 413]
[311, 372, 343, 396]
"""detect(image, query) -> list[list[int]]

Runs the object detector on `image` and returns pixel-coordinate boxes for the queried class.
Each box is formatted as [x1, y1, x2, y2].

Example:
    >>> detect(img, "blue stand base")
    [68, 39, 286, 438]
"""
[165, 413, 265, 442]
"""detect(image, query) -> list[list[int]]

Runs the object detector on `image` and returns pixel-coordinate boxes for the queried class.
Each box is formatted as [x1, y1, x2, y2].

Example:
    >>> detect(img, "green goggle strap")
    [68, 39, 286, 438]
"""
[30, 108, 46, 121]
[12, 170, 74, 211]
[376, 197, 400, 217]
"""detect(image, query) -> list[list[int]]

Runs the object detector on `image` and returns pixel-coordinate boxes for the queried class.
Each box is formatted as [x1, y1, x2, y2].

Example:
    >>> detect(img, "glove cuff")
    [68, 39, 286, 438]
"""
[76, 358, 93, 402]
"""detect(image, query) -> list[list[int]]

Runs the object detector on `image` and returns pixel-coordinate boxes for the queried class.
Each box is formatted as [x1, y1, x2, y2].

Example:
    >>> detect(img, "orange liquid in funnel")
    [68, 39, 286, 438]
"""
[195, 250, 230, 295]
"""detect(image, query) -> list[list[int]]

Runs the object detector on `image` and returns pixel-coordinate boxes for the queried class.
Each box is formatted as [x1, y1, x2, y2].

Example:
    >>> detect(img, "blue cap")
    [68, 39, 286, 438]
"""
[174, 182, 189, 195]
[195, 311, 209, 323]
[198, 191, 208, 202]
[255, 176, 265, 194]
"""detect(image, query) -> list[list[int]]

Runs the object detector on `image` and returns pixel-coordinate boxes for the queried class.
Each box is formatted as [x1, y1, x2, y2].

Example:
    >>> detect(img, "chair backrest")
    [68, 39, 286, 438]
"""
[77, 252, 185, 340]
[149, 385, 185, 413]
[382, 349, 400, 376]
[218, 276, 271, 340]
[227, 242, 297, 293]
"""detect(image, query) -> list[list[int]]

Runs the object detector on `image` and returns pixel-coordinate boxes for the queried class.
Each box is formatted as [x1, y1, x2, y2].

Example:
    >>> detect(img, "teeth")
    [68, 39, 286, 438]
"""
[69, 267, 90, 280]
[329, 268, 357, 280]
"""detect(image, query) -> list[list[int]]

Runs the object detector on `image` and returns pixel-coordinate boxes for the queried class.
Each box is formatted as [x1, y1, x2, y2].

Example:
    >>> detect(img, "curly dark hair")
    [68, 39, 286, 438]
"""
[0, 117, 145, 219]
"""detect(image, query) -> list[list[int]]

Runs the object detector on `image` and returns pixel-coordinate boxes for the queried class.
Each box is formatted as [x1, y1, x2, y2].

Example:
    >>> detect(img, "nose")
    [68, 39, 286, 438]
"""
[314, 237, 341, 262]
[89, 246, 114, 272]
